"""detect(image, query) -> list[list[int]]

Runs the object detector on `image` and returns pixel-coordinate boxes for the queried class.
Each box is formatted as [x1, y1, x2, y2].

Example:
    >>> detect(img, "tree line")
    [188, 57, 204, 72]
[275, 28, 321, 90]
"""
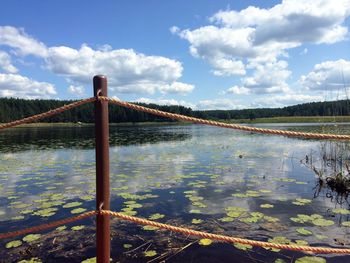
[0, 97, 349, 123]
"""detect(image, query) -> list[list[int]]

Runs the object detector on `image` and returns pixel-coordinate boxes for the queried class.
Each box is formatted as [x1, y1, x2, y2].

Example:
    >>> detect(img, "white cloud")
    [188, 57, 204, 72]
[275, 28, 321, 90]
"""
[158, 82, 194, 94]
[0, 26, 48, 57]
[252, 93, 324, 108]
[0, 51, 17, 73]
[45, 45, 193, 95]
[135, 97, 195, 108]
[0, 73, 56, 99]
[0, 26, 194, 96]
[226, 85, 250, 95]
[67, 85, 85, 96]
[196, 98, 245, 110]
[174, 0, 350, 93]
[300, 59, 350, 91]
[242, 60, 291, 94]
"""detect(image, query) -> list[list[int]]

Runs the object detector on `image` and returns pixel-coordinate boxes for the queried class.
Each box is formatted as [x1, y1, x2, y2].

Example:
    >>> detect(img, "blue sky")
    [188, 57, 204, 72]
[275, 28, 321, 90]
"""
[0, 0, 349, 109]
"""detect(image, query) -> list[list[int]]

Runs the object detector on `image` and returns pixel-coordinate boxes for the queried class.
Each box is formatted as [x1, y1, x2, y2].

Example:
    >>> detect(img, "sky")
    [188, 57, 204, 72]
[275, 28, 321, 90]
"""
[0, 0, 349, 110]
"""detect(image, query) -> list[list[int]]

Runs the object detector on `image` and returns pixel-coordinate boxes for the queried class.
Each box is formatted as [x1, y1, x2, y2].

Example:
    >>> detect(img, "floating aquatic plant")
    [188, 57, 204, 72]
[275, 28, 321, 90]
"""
[191, 219, 203, 224]
[71, 225, 85, 231]
[233, 243, 252, 251]
[295, 256, 326, 263]
[71, 208, 87, 214]
[5, 240, 22, 248]
[296, 228, 313, 236]
[23, 234, 41, 243]
[144, 250, 157, 257]
[332, 208, 350, 215]
[260, 204, 274, 208]
[148, 213, 165, 220]
[199, 238, 212, 246]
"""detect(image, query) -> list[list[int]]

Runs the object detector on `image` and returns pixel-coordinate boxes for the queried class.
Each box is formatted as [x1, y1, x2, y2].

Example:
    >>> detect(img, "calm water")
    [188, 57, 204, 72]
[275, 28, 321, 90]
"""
[0, 124, 350, 263]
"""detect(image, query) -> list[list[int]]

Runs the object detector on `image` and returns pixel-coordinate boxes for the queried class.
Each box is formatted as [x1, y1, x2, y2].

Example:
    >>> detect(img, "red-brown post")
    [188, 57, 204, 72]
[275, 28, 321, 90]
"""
[94, 75, 110, 263]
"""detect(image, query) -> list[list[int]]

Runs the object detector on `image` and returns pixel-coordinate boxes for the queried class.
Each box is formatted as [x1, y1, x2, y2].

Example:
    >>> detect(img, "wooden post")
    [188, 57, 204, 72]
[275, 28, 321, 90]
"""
[93, 75, 110, 263]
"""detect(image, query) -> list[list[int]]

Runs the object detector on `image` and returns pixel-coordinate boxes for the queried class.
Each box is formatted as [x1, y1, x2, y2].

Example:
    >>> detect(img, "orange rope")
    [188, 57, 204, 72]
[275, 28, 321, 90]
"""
[0, 97, 96, 130]
[1, 209, 349, 254]
[102, 96, 350, 140]
[0, 211, 96, 239]
[101, 210, 350, 254]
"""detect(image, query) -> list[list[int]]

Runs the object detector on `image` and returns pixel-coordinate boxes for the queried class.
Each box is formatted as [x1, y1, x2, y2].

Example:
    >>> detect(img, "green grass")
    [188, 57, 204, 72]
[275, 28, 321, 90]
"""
[230, 116, 350, 124]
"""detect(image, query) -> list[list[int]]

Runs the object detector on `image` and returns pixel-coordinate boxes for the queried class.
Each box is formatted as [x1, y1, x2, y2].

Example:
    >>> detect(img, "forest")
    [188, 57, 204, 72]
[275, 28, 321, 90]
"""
[0, 97, 349, 123]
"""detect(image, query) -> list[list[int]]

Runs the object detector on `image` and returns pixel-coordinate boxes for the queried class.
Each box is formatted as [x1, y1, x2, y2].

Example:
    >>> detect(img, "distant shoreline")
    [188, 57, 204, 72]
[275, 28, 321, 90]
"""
[3, 116, 350, 128]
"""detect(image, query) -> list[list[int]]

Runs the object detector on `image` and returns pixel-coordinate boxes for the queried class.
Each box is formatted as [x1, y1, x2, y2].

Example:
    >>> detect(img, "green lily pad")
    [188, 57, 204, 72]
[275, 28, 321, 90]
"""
[296, 228, 313, 236]
[332, 208, 350, 215]
[144, 250, 157, 257]
[260, 204, 274, 208]
[341, 221, 350, 227]
[192, 219, 203, 224]
[71, 208, 87, 214]
[143, 225, 159, 231]
[56, 226, 67, 231]
[199, 238, 213, 246]
[71, 225, 85, 231]
[295, 256, 326, 263]
[123, 244, 133, 249]
[23, 234, 41, 243]
[234, 243, 252, 251]
[312, 218, 334, 227]
[148, 213, 165, 220]
[81, 257, 96, 263]
[18, 257, 42, 263]
[6, 240, 22, 248]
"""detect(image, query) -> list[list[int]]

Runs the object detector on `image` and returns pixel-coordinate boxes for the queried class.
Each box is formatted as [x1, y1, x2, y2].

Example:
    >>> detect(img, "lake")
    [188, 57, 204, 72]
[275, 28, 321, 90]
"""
[0, 123, 350, 262]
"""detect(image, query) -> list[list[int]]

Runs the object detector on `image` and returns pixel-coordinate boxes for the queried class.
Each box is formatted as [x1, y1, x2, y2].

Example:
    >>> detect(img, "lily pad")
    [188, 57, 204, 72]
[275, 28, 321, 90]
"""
[148, 213, 165, 220]
[199, 238, 213, 246]
[296, 228, 313, 236]
[312, 218, 334, 227]
[260, 204, 274, 208]
[81, 257, 96, 263]
[341, 221, 350, 227]
[56, 226, 67, 231]
[332, 208, 350, 215]
[234, 243, 252, 251]
[71, 208, 87, 214]
[23, 234, 41, 243]
[143, 225, 159, 231]
[18, 258, 42, 263]
[71, 225, 85, 231]
[295, 256, 326, 263]
[5, 240, 22, 248]
[192, 219, 203, 224]
[123, 244, 133, 249]
[144, 250, 157, 257]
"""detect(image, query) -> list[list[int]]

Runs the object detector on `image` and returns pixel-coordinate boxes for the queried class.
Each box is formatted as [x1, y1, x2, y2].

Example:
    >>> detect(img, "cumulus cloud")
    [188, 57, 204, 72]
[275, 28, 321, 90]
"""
[0, 26, 48, 57]
[300, 59, 350, 91]
[0, 26, 194, 96]
[0, 73, 56, 99]
[252, 93, 324, 108]
[173, 0, 350, 93]
[67, 85, 85, 96]
[226, 85, 250, 95]
[196, 98, 245, 110]
[135, 97, 195, 108]
[0, 51, 17, 73]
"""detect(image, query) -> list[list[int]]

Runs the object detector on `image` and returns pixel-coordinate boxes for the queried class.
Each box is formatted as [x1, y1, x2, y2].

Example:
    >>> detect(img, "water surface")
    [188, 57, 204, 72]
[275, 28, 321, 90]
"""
[0, 123, 350, 262]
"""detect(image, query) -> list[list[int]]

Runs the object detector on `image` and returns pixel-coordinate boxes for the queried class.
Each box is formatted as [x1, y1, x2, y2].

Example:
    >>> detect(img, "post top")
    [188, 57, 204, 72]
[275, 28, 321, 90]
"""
[93, 75, 107, 80]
